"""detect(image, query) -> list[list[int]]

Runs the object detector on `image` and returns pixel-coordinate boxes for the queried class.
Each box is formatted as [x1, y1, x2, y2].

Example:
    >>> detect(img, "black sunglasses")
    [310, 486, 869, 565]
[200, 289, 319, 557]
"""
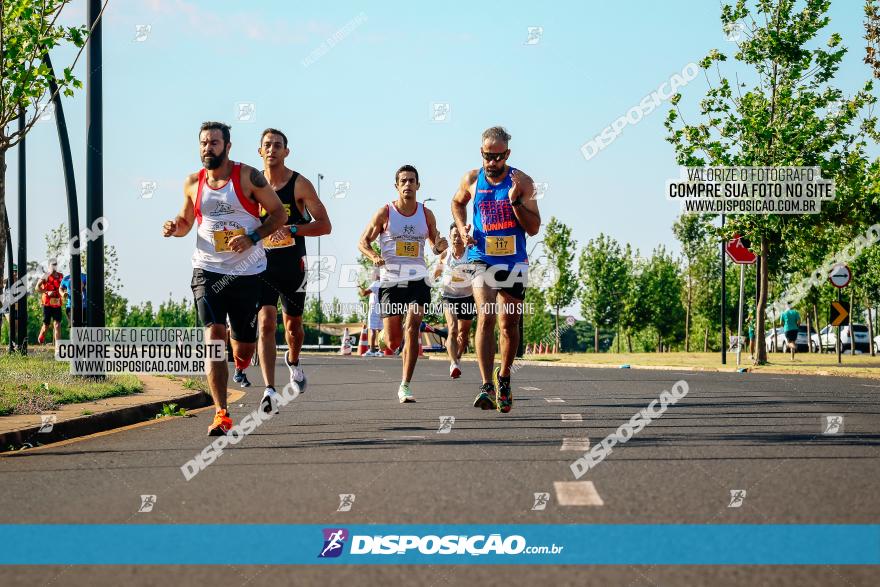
[481, 150, 508, 162]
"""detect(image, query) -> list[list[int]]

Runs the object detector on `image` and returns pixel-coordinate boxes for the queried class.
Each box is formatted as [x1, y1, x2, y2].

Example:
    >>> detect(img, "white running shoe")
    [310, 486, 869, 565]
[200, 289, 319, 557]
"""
[286, 354, 307, 394]
[260, 387, 279, 415]
[397, 382, 416, 403]
[450, 362, 461, 379]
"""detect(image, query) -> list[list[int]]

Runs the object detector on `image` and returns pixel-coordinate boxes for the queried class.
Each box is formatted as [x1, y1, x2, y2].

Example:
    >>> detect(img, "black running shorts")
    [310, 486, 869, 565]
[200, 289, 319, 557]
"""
[191, 268, 260, 343]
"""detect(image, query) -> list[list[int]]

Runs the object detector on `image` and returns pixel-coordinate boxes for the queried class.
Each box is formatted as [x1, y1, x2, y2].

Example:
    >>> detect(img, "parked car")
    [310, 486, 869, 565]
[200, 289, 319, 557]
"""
[766, 325, 814, 352]
[813, 324, 871, 353]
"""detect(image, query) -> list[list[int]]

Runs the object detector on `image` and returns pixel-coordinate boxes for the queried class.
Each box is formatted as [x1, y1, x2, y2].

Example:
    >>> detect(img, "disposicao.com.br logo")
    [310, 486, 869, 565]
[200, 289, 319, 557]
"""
[318, 528, 563, 558]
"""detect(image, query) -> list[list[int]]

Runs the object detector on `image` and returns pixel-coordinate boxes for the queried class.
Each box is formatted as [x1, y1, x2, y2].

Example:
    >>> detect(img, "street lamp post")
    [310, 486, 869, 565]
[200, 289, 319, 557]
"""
[317, 173, 323, 350]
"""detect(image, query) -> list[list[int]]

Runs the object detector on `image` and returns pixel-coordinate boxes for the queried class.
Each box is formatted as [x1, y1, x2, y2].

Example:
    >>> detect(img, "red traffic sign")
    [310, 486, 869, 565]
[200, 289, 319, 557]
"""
[726, 234, 757, 265]
[829, 263, 851, 288]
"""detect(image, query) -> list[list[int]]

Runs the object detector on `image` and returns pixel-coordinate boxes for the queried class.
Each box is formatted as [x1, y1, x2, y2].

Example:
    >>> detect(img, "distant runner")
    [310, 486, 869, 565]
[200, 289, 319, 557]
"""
[60, 270, 87, 325]
[36, 259, 63, 345]
[434, 223, 476, 378]
[359, 267, 384, 356]
[780, 303, 801, 361]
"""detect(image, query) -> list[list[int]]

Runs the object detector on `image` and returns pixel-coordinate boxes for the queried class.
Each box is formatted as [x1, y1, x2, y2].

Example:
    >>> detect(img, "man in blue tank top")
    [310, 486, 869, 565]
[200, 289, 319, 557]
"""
[451, 126, 541, 413]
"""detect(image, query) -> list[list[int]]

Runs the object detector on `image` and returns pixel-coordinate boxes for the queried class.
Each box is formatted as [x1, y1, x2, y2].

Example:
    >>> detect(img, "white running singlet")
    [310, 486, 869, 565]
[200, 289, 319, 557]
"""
[378, 201, 429, 284]
[191, 162, 266, 275]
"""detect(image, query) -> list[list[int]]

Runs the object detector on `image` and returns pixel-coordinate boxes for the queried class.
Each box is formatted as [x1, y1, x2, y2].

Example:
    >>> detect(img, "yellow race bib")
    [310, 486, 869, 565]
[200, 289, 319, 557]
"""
[485, 235, 515, 256]
[395, 240, 420, 257]
[263, 226, 295, 249]
[213, 228, 246, 252]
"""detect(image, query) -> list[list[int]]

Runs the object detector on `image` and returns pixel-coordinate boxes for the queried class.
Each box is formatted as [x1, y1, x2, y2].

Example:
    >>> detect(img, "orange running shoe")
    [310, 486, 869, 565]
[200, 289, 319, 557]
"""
[208, 409, 232, 436]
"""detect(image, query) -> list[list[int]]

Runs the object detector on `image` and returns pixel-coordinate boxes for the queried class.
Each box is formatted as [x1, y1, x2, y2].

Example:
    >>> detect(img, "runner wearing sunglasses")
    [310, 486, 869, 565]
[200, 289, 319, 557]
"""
[451, 126, 541, 413]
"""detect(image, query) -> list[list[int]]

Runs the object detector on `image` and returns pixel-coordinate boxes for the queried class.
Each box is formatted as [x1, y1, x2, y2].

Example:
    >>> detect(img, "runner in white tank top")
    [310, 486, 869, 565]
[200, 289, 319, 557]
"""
[377, 200, 429, 284]
[433, 223, 476, 379]
[162, 121, 286, 436]
[358, 165, 448, 403]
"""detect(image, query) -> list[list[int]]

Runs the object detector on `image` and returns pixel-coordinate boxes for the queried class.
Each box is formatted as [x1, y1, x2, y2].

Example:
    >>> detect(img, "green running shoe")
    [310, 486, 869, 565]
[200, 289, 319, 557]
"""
[492, 366, 512, 413]
[472, 383, 496, 410]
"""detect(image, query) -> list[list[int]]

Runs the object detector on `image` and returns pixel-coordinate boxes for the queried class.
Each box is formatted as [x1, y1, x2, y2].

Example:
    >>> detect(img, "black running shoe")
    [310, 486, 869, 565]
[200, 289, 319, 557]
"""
[234, 368, 251, 388]
[492, 366, 512, 413]
[473, 383, 496, 410]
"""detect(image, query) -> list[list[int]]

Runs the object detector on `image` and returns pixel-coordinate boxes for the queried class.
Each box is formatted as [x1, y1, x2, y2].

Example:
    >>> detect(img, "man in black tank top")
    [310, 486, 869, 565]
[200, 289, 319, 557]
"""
[255, 128, 332, 413]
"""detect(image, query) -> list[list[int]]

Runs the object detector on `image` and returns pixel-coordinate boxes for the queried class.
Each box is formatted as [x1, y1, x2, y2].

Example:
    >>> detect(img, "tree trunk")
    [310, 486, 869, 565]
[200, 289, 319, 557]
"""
[813, 303, 821, 353]
[554, 307, 560, 353]
[626, 333, 632, 353]
[0, 149, 6, 286]
[657, 332, 662, 353]
[754, 237, 769, 364]
[594, 322, 598, 353]
[867, 301, 875, 357]
[805, 309, 813, 353]
[616, 322, 620, 353]
[685, 269, 692, 352]
[703, 325, 709, 352]
[849, 287, 855, 355]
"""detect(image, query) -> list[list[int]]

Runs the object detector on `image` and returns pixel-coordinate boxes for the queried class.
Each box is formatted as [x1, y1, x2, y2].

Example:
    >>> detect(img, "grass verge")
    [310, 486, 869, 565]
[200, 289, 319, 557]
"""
[0, 353, 143, 416]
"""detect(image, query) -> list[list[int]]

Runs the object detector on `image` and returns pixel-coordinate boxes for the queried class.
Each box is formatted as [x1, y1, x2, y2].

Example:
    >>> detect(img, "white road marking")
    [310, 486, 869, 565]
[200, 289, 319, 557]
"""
[560, 437, 590, 451]
[520, 386, 541, 391]
[544, 397, 565, 403]
[554, 481, 604, 506]
[561, 414, 583, 422]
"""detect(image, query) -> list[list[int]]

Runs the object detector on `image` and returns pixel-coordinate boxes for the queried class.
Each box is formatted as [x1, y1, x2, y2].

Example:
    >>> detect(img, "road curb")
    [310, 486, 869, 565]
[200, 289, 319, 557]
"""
[457, 356, 878, 379]
[0, 382, 212, 453]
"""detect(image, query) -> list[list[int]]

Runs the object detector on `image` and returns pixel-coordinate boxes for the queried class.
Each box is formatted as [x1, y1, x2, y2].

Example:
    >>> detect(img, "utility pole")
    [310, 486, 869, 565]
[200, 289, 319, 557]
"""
[86, 0, 105, 328]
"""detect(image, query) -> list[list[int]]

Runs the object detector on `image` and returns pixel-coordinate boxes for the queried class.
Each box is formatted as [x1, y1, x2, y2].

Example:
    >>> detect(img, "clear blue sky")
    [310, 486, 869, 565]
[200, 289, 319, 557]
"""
[4, 0, 872, 312]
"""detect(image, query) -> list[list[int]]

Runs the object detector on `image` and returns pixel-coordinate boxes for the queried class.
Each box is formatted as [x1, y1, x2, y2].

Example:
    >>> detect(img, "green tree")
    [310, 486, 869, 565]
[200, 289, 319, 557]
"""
[666, 0, 879, 364]
[523, 283, 553, 346]
[635, 246, 686, 352]
[302, 295, 326, 325]
[578, 234, 630, 352]
[0, 1, 89, 284]
[542, 217, 579, 351]
[327, 297, 344, 323]
[672, 215, 711, 351]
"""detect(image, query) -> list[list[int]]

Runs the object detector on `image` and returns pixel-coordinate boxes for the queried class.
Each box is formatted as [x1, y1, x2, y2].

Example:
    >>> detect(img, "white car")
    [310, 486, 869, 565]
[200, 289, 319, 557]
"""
[814, 324, 872, 353]
[766, 325, 814, 352]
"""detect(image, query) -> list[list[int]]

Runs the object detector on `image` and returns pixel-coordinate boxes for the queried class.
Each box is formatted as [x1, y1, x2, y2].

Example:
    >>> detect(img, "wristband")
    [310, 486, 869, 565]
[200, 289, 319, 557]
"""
[510, 196, 523, 207]
[289, 225, 299, 235]
[247, 231, 261, 245]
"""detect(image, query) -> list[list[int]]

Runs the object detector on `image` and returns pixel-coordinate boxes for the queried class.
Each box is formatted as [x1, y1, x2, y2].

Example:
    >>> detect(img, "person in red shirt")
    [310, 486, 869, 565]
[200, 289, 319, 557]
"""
[37, 260, 64, 345]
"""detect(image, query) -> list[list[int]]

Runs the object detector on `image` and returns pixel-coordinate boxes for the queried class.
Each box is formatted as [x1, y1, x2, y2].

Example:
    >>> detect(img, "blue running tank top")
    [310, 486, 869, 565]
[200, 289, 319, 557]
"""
[466, 167, 529, 270]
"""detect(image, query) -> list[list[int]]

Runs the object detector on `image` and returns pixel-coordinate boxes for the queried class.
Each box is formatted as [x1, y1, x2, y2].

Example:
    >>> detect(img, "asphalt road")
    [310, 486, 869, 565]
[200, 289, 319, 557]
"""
[1, 354, 878, 586]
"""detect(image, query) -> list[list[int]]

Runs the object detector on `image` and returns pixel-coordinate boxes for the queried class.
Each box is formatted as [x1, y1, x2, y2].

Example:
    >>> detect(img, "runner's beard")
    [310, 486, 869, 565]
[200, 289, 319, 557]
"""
[485, 164, 505, 179]
[202, 150, 227, 170]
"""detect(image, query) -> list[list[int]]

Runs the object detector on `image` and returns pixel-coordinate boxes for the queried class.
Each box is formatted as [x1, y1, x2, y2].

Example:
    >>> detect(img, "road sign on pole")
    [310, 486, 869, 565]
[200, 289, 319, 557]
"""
[726, 234, 757, 265]
[829, 263, 851, 289]
[830, 300, 850, 327]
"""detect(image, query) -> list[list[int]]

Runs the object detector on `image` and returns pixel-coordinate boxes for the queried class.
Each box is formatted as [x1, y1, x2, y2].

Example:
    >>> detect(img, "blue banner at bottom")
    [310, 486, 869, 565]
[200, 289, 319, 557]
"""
[0, 525, 877, 565]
